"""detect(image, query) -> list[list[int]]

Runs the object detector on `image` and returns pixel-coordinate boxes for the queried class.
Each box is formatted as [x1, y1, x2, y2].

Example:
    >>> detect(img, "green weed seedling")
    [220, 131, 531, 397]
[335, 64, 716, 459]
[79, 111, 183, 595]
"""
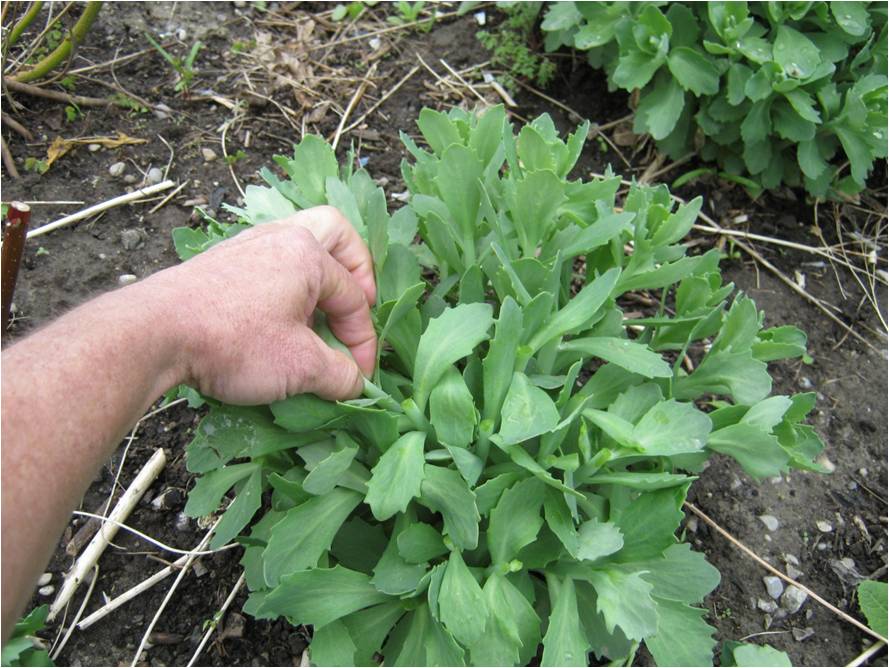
[145, 34, 203, 93]
[172, 106, 828, 666]
[541, 1, 888, 199]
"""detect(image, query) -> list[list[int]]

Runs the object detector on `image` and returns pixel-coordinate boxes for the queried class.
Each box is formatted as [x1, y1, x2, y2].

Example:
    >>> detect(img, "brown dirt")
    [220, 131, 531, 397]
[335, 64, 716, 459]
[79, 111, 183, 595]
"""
[2, 3, 886, 667]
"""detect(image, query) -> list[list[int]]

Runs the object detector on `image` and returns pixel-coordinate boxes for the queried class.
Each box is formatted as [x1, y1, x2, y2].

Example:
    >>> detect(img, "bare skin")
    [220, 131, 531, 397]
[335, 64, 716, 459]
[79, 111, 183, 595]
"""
[0, 206, 376, 639]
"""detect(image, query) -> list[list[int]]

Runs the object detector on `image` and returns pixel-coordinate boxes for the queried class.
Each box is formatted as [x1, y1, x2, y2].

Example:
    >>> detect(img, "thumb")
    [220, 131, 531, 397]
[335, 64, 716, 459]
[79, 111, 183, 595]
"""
[297, 330, 364, 401]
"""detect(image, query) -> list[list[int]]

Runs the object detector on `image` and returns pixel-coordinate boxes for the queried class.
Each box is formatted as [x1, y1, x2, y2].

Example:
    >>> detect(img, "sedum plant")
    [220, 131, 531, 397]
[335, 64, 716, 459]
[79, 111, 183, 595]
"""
[173, 106, 826, 666]
[540, 1, 888, 198]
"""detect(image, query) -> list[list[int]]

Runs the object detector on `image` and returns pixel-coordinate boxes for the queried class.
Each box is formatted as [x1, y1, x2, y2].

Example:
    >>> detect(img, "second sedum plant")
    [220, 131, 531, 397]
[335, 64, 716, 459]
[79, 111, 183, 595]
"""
[173, 105, 826, 666]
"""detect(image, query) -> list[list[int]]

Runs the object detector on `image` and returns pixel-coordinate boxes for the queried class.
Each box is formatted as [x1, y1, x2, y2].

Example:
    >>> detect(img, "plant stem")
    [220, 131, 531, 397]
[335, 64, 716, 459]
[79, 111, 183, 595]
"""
[2, 202, 30, 329]
[362, 377, 403, 413]
[6, 1, 44, 50]
[12, 1, 102, 83]
[402, 398, 431, 433]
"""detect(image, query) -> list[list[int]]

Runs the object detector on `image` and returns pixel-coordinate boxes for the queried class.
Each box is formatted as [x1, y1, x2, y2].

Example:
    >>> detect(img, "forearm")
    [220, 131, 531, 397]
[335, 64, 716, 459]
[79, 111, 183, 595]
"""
[1, 279, 185, 635]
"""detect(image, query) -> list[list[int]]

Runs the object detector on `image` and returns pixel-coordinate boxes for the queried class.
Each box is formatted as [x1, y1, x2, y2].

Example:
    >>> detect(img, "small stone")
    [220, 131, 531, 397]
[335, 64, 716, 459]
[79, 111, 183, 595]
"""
[799, 376, 813, 389]
[192, 559, 208, 578]
[174, 512, 191, 532]
[120, 228, 144, 250]
[764, 575, 785, 599]
[146, 167, 164, 185]
[816, 520, 833, 533]
[786, 564, 804, 580]
[38, 585, 55, 597]
[816, 455, 836, 473]
[98, 253, 107, 260]
[686, 516, 698, 533]
[731, 476, 743, 490]
[201, 148, 217, 163]
[858, 467, 868, 477]
[124, 174, 138, 184]
[757, 598, 778, 613]
[368, 37, 382, 50]
[758, 514, 780, 531]
[792, 626, 814, 642]
[763, 614, 773, 630]
[109, 161, 126, 177]
[150, 488, 184, 511]
[784, 553, 800, 566]
[88, 143, 101, 152]
[781, 585, 808, 614]
[118, 274, 138, 286]
[37, 573, 52, 586]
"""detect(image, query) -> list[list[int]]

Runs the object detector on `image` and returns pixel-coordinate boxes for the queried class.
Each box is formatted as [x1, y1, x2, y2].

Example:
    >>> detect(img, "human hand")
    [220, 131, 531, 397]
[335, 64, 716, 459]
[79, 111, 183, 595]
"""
[151, 206, 377, 404]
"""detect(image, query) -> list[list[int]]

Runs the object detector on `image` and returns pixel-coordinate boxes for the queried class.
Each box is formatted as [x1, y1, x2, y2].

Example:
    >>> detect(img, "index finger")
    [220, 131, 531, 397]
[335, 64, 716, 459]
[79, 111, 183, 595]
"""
[315, 248, 377, 377]
[286, 206, 377, 306]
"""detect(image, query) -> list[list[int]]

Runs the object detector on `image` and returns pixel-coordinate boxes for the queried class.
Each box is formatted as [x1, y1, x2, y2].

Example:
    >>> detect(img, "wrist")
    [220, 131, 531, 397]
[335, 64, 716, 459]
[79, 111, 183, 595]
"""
[117, 271, 193, 397]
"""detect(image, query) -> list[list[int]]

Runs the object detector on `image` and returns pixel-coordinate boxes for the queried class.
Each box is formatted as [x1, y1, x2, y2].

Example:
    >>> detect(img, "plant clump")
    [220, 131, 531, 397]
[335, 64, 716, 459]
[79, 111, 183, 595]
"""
[172, 105, 826, 666]
[540, 1, 888, 199]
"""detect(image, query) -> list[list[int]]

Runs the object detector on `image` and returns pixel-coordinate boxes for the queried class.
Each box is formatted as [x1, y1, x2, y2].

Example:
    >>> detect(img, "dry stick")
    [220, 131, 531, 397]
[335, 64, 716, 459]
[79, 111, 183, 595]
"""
[684, 502, 888, 644]
[27, 180, 175, 238]
[1, 135, 19, 179]
[186, 572, 247, 667]
[331, 62, 378, 152]
[130, 517, 222, 668]
[50, 565, 98, 661]
[2, 202, 30, 328]
[342, 64, 419, 134]
[439, 58, 487, 105]
[690, 224, 887, 287]
[1, 111, 34, 141]
[3, 77, 111, 107]
[78, 554, 188, 630]
[49, 449, 167, 622]
[148, 180, 188, 215]
[305, 9, 462, 52]
[221, 117, 246, 198]
[416, 54, 465, 100]
[846, 641, 886, 668]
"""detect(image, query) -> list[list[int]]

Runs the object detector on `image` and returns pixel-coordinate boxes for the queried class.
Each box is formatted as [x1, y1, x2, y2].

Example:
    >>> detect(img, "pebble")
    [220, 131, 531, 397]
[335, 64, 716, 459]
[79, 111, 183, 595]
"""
[120, 228, 144, 250]
[764, 575, 785, 599]
[763, 614, 773, 630]
[151, 488, 184, 511]
[174, 512, 191, 532]
[758, 514, 780, 531]
[792, 627, 815, 642]
[118, 274, 138, 286]
[37, 572, 52, 586]
[201, 148, 217, 163]
[88, 143, 101, 152]
[38, 585, 55, 597]
[816, 520, 833, 533]
[784, 553, 800, 566]
[781, 585, 808, 614]
[124, 174, 138, 184]
[686, 516, 698, 533]
[757, 598, 778, 613]
[146, 167, 164, 185]
[109, 161, 127, 177]
[816, 455, 836, 473]
[193, 559, 208, 578]
[786, 564, 804, 580]
[799, 376, 813, 389]
[859, 467, 868, 477]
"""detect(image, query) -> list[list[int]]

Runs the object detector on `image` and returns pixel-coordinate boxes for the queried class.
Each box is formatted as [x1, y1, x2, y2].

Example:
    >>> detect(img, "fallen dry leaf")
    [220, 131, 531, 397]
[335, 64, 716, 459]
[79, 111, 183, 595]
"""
[45, 132, 147, 168]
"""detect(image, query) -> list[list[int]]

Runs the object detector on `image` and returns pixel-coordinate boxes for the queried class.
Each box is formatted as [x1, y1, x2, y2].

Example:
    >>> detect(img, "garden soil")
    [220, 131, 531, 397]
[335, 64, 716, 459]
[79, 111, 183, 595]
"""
[2, 3, 886, 666]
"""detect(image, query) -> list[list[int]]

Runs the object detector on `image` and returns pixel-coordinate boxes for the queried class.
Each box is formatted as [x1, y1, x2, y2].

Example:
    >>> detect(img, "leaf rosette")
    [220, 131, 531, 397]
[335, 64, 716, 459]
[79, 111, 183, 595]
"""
[172, 106, 825, 666]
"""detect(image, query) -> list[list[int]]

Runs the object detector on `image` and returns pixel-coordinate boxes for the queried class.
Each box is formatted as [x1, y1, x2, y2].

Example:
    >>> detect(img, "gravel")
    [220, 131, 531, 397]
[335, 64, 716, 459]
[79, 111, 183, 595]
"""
[758, 514, 780, 531]
[109, 161, 126, 177]
[201, 147, 217, 162]
[781, 585, 809, 614]
[764, 575, 785, 599]
[146, 167, 164, 185]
